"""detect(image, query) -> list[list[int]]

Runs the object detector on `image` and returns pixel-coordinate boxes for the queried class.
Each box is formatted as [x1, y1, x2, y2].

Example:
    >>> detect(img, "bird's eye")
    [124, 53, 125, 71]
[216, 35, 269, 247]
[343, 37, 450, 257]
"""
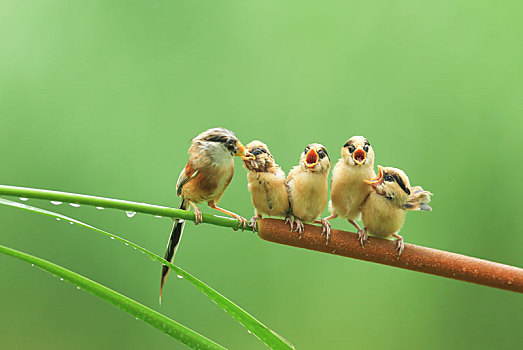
[251, 149, 262, 156]
[224, 139, 236, 152]
[304, 147, 310, 154]
[347, 145, 355, 153]
[318, 150, 325, 159]
[363, 145, 369, 152]
[384, 174, 394, 182]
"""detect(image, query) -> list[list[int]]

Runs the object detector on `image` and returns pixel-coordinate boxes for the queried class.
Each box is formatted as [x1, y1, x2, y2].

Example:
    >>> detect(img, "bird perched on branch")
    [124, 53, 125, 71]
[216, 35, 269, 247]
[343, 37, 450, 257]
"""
[361, 165, 433, 257]
[286, 143, 332, 242]
[160, 127, 251, 301]
[242, 140, 291, 231]
[327, 136, 376, 246]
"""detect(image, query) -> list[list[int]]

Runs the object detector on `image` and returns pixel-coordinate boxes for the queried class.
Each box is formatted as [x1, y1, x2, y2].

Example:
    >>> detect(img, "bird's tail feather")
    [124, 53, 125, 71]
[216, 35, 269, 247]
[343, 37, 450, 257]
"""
[159, 199, 188, 303]
[405, 186, 433, 211]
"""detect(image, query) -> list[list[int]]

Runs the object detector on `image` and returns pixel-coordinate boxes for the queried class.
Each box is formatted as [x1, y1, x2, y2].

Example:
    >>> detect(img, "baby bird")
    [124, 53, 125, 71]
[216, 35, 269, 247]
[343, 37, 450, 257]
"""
[242, 141, 291, 231]
[361, 166, 433, 257]
[160, 127, 249, 300]
[286, 143, 332, 242]
[328, 136, 376, 246]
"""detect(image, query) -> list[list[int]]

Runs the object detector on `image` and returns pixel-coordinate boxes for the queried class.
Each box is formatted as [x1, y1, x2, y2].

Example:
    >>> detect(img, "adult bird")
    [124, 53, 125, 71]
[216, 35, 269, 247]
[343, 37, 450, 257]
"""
[160, 127, 250, 301]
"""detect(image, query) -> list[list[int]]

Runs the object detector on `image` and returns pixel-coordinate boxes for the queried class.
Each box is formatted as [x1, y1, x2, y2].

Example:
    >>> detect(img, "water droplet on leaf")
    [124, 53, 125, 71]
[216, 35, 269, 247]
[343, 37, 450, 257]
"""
[19, 197, 29, 201]
[70, 203, 81, 208]
[125, 211, 136, 218]
[51, 201, 62, 205]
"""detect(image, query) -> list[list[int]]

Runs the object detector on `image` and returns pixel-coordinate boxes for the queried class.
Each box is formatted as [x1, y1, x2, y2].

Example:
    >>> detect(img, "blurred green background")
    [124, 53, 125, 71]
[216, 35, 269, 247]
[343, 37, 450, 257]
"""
[1, 1, 522, 349]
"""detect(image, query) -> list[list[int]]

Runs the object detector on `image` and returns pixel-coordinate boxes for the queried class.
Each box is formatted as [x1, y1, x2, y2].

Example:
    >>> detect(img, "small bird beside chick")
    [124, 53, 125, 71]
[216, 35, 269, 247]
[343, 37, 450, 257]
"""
[286, 143, 332, 242]
[327, 136, 376, 245]
[242, 140, 291, 231]
[361, 165, 433, 257]
[160, 127, 250, 301]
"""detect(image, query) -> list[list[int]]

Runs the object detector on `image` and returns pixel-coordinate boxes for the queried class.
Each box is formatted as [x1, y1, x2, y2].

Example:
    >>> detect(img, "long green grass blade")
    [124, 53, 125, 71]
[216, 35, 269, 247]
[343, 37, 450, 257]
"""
[0, 243, 225, 350]
[0, 185, 252, 231]
[0, 197, 295, 350]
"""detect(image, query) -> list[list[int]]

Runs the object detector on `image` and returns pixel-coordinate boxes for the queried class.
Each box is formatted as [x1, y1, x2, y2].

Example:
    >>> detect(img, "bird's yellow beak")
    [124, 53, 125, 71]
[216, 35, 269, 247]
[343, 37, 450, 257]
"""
[305, 148, 319, 168]
[364, 165, 384, 186]
[352, 146, 367, 165]
[242, 150, 255, 161]
[236, 143, 247, 157]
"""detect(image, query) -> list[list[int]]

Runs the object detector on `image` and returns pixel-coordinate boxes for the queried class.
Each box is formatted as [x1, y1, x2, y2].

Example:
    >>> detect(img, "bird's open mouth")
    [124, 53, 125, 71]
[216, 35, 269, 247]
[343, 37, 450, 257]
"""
[364, 165, 384, 187]
[242, 151, 256, 170]
[241, 150, 255, 161]
[352, 148, 366, 165]
[305, 148, 319, 168]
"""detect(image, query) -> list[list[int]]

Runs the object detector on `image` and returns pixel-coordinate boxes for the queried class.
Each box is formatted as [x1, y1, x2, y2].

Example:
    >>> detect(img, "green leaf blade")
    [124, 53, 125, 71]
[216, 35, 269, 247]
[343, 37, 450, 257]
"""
[0, 197, 295, 349]
[0, 243, 225, 350]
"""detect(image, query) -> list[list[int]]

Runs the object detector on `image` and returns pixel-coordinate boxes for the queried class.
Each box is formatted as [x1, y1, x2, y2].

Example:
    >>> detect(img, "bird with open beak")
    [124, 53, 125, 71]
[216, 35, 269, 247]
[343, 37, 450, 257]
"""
[160, 127, 251, 302]
[361, 166, 433, 257]
[326, 136, 376, 246]
[242, 140, 291, 231]
[286, 143, 332, 241]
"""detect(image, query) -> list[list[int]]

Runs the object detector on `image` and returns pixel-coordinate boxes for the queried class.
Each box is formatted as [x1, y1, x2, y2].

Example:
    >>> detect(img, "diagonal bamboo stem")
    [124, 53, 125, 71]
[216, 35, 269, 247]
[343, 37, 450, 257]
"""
[1, 185, 522, 293]
[257, 218, 523, 293]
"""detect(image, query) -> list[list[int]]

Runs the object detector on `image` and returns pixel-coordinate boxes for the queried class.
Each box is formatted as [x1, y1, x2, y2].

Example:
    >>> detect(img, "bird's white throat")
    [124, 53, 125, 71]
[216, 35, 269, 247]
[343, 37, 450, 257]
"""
[200, 142, 233, 166]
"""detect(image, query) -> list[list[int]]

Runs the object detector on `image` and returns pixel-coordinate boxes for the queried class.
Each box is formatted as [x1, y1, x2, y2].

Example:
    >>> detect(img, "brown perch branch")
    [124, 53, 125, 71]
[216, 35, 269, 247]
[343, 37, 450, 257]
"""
[257, 218, 523, 293]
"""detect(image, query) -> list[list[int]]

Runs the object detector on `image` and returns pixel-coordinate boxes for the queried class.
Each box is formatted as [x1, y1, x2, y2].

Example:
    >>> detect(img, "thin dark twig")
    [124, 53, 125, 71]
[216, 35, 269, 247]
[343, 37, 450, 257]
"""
[257, 218, 523, 294]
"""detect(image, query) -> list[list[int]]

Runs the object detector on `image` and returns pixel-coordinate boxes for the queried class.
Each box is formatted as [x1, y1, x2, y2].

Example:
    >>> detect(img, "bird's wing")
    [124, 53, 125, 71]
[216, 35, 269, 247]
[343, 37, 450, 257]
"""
[405, 186, 433, 211]
[176, 163, 199, 197]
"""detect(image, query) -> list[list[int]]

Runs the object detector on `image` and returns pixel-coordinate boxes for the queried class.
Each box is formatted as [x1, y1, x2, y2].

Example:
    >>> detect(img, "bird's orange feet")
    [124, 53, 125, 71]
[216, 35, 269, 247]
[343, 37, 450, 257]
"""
[193, 206, 203, 225]
[232, 215, 248, 231]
